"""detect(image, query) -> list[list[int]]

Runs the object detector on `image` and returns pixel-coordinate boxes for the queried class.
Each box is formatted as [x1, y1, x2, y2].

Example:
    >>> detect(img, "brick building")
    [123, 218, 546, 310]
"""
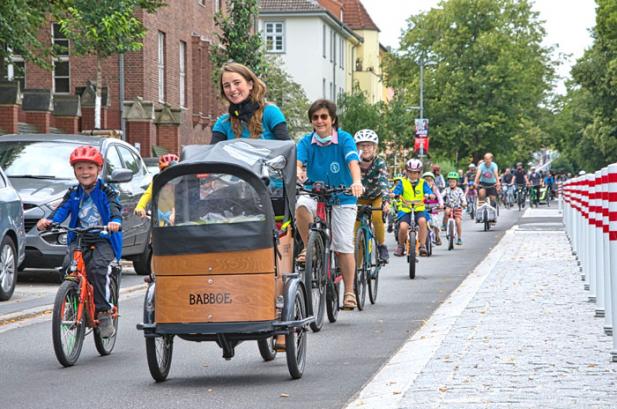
[0, 1, 226, 156]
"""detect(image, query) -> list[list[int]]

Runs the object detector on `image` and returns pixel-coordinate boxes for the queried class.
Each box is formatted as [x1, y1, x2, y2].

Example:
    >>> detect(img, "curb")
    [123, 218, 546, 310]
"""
[344, 225, 516, 409]
[0, 282, 147, 333]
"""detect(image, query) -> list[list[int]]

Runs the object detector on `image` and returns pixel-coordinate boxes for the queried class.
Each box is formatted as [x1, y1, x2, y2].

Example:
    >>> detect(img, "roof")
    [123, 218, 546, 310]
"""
[341, 0, 379, 31]
[260, 0, 323, 12]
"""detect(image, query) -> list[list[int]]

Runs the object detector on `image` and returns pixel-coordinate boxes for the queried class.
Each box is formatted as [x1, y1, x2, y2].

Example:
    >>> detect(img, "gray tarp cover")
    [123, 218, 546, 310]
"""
[180, 139, 297, 214]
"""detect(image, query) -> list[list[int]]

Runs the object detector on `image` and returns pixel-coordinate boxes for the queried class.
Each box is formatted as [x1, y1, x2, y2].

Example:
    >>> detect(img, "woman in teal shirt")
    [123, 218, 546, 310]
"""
[211, 62, 290, 143]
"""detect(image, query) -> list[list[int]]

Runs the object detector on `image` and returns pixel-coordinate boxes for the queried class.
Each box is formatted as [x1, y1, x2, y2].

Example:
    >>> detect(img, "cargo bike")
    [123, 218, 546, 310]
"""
[137, 140, 313, 381]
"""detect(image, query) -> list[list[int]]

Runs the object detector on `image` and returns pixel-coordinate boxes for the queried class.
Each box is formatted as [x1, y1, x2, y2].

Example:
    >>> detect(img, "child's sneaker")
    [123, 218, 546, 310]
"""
[456, 238, 463, 246]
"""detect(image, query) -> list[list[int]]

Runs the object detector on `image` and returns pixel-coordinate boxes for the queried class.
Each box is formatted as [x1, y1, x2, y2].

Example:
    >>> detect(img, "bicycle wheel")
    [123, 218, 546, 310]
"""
[257, 337, 277, 361]
[305, 232, 326, 332]
[52, 280, 86, 367]
[326, 268, 340, 323]
[145, 335, 174, 382]
[94, 275, 119, 356]
[353, 229, 367, 311]
[367, 235, 379, 304]
[408, 231, 416, 279]
[285, 288, 307, 379]
[483, 208, 490, 231]
[448, 219, 455, 250]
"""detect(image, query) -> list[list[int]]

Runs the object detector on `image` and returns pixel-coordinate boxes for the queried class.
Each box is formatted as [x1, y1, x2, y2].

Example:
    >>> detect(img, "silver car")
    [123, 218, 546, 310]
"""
[0, 166, 26, 300]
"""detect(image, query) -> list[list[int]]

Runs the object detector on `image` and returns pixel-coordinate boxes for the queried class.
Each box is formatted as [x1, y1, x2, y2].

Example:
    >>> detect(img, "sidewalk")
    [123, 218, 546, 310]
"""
[346, 208, 617, 409]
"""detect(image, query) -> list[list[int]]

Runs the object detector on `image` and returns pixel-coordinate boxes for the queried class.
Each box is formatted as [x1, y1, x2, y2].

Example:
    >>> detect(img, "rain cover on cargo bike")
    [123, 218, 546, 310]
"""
[137, 139, 311, 381]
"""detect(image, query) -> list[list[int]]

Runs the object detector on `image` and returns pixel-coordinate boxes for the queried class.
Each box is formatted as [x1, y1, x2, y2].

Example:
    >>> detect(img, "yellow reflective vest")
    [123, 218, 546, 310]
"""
[398, 178, 426, 213]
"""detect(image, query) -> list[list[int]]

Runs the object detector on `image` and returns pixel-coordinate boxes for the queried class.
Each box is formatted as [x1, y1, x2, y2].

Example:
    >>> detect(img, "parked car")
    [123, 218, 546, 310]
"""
[0, 165, 26, 300]
[0, 134, 152, 281]
[143, 157, 160, 176]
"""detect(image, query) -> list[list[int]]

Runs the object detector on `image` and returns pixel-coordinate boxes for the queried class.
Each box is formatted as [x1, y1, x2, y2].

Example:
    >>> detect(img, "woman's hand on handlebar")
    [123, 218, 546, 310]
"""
[36, 218, 52, 231]
[296, 167, 307, 183]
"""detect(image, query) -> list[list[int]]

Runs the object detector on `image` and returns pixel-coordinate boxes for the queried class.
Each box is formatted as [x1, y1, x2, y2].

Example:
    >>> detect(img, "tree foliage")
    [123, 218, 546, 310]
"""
[211, 0, 266, 76]
[550, 0, 617, 171]
[384, 0, 555, 166]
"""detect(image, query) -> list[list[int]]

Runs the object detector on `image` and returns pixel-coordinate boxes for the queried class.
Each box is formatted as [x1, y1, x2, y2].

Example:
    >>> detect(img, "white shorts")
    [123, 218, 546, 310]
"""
[296, 195, 357, 254]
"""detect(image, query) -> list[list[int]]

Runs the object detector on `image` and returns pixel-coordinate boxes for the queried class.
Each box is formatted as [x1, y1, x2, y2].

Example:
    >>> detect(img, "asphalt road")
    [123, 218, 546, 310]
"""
[0, 205, 526, 409]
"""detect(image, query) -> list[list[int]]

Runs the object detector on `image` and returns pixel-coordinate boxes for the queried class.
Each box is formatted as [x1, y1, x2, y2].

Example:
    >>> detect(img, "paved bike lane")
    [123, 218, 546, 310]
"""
[346, 207, 617, 408]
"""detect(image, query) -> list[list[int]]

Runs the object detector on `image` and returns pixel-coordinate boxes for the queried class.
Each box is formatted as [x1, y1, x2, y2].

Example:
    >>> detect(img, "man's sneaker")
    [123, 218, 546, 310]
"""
[97, 311, 115, 338]
[456, 238, 463, 246]
[377, 244, 389, 263]
[393, 244, 405, 257]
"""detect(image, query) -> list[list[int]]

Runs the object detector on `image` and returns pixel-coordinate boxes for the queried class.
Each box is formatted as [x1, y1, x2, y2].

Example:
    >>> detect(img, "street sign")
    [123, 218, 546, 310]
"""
[415, 118, 429, 137]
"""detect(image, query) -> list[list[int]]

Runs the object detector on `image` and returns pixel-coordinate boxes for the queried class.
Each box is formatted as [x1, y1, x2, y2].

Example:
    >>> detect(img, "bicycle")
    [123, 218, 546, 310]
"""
[476, 184, 498, 232]
[396, 199, 423, 279]
[503, 185, 515, 209]
[529, 185, 540, 207]
[466, 185, 477, 220]
[46, 224, 121, 367]
[515, 184, 527, 211]
[445, 207, 458, 250]
[298, 182, 350, 330]
[355, 205, 385, 306]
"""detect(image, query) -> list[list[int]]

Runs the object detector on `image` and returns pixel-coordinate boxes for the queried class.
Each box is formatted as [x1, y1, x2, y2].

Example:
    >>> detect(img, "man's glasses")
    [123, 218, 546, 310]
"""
[311, 113, 329, 121]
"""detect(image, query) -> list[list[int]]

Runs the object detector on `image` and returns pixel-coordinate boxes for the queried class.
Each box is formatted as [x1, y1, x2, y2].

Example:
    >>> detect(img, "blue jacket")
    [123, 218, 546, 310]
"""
[50, 179, 123, 260]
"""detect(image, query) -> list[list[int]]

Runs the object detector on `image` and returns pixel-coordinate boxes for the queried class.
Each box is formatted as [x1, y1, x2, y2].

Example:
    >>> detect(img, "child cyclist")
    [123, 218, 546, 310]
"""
[422, 171, 443, 246]
[393, 159, 434, 257]
[135, 153, 178, 225]
[353, 129, 390, 262]
[36, 146, 122, 337]
[443, 171, 467, 245]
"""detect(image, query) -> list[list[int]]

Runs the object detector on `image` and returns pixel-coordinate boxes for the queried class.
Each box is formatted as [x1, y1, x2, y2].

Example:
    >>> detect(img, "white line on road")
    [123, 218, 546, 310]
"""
[343, 226, 515, 409]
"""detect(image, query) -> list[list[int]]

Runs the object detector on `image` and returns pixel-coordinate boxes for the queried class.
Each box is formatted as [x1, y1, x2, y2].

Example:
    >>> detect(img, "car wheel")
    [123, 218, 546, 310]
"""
[0, 236, 18, 301]
[132, 243, 152, 276]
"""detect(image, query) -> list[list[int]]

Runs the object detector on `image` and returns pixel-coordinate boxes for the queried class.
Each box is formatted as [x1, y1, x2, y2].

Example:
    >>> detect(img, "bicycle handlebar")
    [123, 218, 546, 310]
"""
[297, 181, 351, 196]
[46, 223, 120, 234]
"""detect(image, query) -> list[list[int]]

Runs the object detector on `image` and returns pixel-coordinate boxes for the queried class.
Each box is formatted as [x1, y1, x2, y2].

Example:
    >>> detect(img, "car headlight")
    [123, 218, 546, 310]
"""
[47, 198, 63, 211]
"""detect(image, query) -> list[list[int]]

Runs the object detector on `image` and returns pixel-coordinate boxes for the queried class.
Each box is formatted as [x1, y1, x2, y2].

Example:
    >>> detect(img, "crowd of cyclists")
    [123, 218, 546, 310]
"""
[35, 62, 567, 337]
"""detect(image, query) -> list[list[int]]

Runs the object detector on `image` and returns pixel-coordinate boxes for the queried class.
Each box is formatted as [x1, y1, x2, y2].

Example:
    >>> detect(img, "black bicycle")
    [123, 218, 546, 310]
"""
[355, 205, 386, 306]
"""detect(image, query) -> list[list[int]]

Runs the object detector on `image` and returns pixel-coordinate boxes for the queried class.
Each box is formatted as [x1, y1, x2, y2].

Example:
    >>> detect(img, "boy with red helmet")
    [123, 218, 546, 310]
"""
[36, 145, 122, 338]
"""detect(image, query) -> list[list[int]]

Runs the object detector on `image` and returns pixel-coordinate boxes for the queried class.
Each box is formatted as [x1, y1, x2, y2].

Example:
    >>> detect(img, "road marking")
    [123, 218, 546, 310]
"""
[522, 208, 562, 218]
[0, 283, 147, 334]
[344, 226, 515, 409]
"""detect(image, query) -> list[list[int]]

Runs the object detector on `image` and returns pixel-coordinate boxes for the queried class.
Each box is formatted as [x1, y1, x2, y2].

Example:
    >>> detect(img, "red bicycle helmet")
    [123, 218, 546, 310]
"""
[69, 145, 103, 167]
[159, 153, 179, 170]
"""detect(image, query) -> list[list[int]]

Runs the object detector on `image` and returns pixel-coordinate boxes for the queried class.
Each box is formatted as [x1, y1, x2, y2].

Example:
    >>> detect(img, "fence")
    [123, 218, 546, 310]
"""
[562, 164, 617, 362]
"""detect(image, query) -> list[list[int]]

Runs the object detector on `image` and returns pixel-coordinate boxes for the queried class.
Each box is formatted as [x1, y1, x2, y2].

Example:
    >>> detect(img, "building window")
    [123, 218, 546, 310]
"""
[329, 81, 333, 99]
[322, 78, 326, 98]
[2, 56, 25, 91]
[322, 25, 326, 59]
[329, 29, 334, 62]
[264, 22, 284, 53]
[339, 37, 344, 69]
[158, 31, 166, 102]
[214, 0, 222, 13]
[52, 23, 70, 93]
[198, 0, 205, 5]
[179, 41, 187, 107]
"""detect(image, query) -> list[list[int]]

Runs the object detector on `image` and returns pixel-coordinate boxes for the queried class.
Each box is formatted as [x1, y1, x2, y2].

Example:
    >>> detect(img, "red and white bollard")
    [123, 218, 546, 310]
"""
[602, 167, 612, 335]
[594, 170, 605, 317]
[608, 163, 617, 362]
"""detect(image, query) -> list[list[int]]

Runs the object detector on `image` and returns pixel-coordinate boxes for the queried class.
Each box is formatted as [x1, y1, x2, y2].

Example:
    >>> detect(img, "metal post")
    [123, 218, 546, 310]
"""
[602, 167, 612, 334]
[608, 163, 617, 361]
[595, 170, 605, 317]
[419, 57, 424, 120]
[582, 177, 590, 290]
[588, 174, 597, 302]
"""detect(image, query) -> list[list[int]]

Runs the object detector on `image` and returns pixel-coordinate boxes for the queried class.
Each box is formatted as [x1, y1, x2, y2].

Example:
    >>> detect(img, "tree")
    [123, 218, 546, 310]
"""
[56, 0, 165, 129]
[211, 0, 265, 76]
[385, 0, 555, 165]
[0, 1, 67, 70]
[261, 56, 311, 139]
[337, 86, 382, 137]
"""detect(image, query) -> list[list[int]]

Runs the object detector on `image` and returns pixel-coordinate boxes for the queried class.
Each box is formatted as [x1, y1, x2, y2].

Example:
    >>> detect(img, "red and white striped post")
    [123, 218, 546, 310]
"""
[593, 170, 605, 317]
[602, 167, 612, 335]
[577, 177, 586, 282]
[608, 163, 617, 361]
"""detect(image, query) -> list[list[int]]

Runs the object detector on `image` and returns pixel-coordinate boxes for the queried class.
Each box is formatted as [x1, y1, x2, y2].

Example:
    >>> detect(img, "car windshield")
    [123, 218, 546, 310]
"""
[0, 141, 81, 180]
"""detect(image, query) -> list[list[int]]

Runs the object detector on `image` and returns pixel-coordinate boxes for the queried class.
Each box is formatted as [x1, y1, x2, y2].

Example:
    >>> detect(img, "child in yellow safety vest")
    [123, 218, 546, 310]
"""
[392, 158, 435, 257]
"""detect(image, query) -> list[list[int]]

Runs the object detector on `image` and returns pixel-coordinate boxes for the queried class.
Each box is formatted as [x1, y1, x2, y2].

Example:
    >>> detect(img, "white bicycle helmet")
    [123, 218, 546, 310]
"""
[406, 158, 423, 172]
[354, 129, 379, 145]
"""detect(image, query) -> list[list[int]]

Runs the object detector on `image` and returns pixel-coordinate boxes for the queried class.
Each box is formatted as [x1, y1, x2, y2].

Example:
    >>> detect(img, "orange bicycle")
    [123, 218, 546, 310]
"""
[46, 224, 121, 367]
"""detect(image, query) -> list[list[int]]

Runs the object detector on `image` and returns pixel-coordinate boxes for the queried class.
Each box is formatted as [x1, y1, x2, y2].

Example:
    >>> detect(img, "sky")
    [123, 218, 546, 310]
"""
[361, 0, 597, 93]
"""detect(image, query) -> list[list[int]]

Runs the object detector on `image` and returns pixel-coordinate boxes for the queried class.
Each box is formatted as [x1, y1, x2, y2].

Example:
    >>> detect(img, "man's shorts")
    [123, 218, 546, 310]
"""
[479, 182, 497, 197]
[296, 195, 357, 254]
[397, 210, 429, 226]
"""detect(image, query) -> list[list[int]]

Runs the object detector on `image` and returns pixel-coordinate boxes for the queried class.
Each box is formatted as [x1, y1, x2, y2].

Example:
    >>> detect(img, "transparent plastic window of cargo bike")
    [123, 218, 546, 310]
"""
[154, 173, 266, 226]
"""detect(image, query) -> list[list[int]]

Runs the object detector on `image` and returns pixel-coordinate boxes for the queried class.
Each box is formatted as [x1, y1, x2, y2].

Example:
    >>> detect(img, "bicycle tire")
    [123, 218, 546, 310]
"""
[408, 230, 416, 279]
[305, 232, 326, 332]
[52, 280, 86, 367]
[353, 229, 367, 311]
[285, 288, 307, 379]
[94, 274, 119, 356]
[426, 229, 433, 256]
[145, 335, 173, 382]
[258, 337, 277, 361]
[483, 208, 490, 231]
[368, 235, 379, 304]
[326, 279, 340, 323]
[448, 219, 455, 250]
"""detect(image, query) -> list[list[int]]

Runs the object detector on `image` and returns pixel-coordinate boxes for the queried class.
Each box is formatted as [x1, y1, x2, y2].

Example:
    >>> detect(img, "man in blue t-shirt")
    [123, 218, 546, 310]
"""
[296, 99, 362, 310]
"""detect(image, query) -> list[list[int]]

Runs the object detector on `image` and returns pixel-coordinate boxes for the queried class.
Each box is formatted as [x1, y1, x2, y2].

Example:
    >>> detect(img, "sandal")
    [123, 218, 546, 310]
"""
[342, 292, 357, 310]
[419, 246, 428, 257]
[296, 248, 306, 265]
[274, 335, 286, 352]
